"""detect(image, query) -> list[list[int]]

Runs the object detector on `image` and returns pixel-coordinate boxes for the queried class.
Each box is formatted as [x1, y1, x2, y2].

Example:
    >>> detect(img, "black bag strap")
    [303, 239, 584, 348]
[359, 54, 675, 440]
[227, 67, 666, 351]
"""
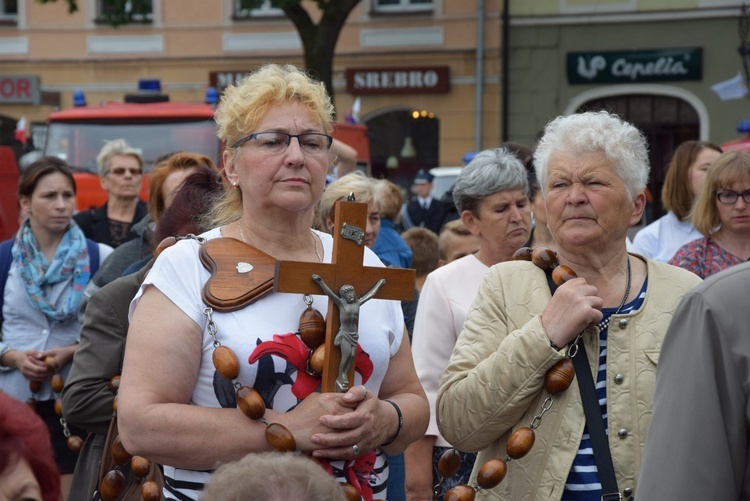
[572, 345, 621, 500]
[544, 269, 621, 500]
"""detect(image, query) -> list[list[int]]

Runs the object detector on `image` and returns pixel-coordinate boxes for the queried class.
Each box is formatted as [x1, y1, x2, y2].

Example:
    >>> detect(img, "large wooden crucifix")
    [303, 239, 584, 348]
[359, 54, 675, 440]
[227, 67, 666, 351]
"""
[275, 199, 415, 392]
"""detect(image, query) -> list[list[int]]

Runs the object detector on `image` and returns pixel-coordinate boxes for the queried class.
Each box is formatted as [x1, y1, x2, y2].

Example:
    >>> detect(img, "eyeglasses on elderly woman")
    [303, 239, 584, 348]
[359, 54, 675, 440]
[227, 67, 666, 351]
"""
[232, 131, 333, 155]
[716, 189, 750, 205]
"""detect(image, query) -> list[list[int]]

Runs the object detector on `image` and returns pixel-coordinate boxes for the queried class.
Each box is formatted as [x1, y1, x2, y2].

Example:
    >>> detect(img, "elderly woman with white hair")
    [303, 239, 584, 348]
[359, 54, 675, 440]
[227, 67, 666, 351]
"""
[73, 139, 147, 248]
[437, 111, 701, 501]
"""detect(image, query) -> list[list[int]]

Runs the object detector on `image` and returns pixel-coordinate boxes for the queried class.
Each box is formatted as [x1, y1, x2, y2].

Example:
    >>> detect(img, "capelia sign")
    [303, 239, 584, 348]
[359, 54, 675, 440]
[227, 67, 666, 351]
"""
[567, 48, 702, 85]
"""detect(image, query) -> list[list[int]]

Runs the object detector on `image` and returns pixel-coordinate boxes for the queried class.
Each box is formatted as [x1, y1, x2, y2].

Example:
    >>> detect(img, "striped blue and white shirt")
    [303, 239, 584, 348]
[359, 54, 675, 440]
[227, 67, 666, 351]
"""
[562, 279, 647, 500]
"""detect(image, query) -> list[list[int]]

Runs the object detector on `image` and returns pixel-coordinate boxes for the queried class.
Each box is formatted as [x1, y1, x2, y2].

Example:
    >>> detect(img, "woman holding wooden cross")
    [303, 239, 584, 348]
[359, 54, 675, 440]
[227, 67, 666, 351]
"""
[117, 64, 428, 501]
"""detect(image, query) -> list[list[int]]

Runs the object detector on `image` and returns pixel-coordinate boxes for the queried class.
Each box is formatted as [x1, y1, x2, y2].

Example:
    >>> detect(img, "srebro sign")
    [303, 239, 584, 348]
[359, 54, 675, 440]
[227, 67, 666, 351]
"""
[567, 48, 702, 85]
[345, 66, 450, 95]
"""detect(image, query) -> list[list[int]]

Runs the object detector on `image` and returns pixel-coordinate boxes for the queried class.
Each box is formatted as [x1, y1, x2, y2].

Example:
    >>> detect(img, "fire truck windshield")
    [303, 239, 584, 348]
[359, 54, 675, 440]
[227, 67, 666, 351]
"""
[44, 120, 220, 173]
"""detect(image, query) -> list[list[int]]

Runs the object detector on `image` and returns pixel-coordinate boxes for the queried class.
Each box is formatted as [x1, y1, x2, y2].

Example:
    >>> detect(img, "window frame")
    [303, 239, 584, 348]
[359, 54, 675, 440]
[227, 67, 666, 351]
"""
[95, 0, 153, 25]
[0, 0, 18, 24]
[233, 0, 285, 20]
[371, 0, 433, 14]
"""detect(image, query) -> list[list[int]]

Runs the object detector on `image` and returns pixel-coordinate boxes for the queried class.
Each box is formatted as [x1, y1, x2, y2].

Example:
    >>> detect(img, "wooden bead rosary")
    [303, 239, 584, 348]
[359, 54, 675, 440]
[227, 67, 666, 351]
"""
[100, 375, 161, 501]
[26, 358, 160, 499]
[206, 303, 361, 501]
[434, 247, 578, 501]
[27, 356, 84, 454]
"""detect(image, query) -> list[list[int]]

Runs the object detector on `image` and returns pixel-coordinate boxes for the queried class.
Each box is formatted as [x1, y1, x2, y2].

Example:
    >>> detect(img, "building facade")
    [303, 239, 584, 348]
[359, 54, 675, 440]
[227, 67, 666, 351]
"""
[507, 0, 750, 216]
[0, 0, 503, 188]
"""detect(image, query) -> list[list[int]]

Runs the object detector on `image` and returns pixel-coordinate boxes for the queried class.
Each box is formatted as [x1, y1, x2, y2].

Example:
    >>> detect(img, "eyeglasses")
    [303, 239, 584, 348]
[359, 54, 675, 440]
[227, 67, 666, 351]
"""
[716, 189, 750, 205]
[108, 167, 143, 176]
[232, 131, 333, 155]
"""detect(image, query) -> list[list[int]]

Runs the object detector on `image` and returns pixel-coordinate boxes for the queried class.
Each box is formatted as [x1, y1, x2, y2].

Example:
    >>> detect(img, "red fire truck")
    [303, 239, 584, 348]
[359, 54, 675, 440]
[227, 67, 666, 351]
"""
[42, 80, 370, 211]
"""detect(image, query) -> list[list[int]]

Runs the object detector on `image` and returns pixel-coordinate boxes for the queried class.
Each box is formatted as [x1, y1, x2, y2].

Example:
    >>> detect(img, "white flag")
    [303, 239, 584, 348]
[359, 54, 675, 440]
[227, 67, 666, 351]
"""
[711, 72, 748, 101]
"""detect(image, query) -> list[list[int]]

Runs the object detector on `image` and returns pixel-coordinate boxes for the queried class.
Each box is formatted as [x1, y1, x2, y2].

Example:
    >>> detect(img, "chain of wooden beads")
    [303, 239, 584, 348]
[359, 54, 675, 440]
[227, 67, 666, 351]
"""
[100, 375, 162, 501]
[26, 356, 84, 454]
[205, 305, 362, 501]
[436, 247, 579, 501]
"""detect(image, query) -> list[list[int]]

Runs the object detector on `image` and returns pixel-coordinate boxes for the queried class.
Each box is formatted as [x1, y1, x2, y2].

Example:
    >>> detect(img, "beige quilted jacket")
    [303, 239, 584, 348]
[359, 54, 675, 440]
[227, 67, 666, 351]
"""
[437, 255, 701, 500]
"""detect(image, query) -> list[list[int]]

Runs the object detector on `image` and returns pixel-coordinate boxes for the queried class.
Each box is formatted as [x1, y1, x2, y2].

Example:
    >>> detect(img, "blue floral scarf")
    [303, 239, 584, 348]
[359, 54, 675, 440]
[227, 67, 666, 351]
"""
[12, 219, 91, 324]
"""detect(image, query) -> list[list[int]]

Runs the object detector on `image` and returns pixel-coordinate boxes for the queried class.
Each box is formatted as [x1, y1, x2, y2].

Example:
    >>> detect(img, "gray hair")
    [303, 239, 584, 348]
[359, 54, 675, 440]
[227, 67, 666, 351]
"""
[533, 111, 649, 199]
[200, 452, 346, 501]
[96, 139, 143, 177]
[452, 147, 529, 215]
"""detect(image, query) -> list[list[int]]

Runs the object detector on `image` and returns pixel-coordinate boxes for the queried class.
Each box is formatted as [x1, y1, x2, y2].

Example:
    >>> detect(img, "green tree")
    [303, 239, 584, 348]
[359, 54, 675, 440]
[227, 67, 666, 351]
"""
[36, 0, 362, 103]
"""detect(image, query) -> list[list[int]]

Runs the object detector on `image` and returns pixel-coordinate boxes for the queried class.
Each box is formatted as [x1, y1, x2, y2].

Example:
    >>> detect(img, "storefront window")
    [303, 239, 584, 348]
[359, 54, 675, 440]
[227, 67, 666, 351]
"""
[234, 0, 283, 19]
[373, 0, 433, 14]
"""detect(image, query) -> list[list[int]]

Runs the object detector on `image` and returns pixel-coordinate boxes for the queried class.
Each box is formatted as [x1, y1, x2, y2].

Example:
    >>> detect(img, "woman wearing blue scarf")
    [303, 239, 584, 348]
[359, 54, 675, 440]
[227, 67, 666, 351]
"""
[0, 157, 112, 498]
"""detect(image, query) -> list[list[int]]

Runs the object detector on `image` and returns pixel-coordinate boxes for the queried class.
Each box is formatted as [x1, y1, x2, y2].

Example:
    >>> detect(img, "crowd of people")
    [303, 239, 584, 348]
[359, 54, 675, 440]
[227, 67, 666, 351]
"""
[1, 63, 749, 501]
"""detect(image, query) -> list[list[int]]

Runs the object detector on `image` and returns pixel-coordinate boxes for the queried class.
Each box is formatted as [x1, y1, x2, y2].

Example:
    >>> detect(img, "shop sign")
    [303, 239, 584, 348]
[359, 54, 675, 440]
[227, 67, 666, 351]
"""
[345, 66, 450, 95]
[0, 76, 40, 105]
[567, 48, 702, 85]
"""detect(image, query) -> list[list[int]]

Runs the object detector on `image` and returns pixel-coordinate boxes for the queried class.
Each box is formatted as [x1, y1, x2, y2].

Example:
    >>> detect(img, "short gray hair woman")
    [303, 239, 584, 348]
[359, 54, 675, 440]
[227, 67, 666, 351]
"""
[73, 138, 147, 248]
[96, 139, 143, 177]
[453, 148, 530, 215]
[406, 147, 533, 499]
[437, 111, 701, 500]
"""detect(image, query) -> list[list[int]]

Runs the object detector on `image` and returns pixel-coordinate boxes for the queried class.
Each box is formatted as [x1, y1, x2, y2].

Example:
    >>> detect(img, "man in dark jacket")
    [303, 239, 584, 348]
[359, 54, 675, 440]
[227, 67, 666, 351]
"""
[400, 170, 449, 235]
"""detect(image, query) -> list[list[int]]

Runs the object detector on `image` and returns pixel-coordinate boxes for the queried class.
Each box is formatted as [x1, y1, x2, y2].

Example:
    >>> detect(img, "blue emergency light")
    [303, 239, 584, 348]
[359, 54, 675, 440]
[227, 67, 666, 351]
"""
[205, 87, 219, 105]
[737, 119, 750, 133]
[138, 79, 162, 93]
[73, 90, 87, 107]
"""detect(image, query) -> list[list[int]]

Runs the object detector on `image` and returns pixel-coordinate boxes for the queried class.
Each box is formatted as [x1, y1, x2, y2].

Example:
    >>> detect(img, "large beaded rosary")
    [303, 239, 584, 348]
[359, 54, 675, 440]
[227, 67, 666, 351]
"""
[206, 299, 363, 501]
[27, 356, 84, 453]
[434, 246, 601, 501]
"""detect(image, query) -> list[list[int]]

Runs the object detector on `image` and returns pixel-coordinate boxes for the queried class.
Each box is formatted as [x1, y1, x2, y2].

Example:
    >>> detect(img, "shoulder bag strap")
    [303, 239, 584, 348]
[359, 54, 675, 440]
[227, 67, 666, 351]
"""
[571, 345, 621, 500]
[544, 269, 621, 500]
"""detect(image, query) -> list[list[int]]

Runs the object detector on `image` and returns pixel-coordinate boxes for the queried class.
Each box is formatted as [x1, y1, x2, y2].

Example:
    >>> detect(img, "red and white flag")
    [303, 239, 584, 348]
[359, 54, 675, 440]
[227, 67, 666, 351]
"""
[14, 116, 26, 144]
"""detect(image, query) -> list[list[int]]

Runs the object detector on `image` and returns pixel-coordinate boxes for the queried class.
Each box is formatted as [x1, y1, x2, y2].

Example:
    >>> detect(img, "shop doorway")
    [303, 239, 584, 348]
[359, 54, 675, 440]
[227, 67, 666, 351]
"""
[364, 107, 439, 191]
[576, 94, 700, 222]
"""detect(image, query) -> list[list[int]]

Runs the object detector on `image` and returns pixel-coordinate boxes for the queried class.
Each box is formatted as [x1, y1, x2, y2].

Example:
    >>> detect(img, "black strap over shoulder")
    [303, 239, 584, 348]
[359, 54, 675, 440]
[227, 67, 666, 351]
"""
[572, 343, 621, 500]
[543, 267, 621, 500]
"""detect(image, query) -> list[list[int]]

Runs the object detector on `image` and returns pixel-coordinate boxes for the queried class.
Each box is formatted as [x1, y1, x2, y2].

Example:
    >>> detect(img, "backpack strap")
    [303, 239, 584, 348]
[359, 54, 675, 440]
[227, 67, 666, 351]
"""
[0, 238, 14, 326]
[86, 239, 100, 276]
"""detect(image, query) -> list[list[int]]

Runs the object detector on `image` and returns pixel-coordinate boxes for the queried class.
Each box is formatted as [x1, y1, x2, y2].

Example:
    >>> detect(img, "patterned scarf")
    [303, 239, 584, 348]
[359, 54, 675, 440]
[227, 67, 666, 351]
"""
[12, 219, 91, 324]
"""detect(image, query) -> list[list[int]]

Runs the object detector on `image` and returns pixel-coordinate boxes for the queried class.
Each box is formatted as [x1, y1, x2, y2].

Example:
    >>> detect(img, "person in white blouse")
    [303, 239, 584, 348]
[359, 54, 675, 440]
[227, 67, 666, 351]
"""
[631, 140, 722, 261]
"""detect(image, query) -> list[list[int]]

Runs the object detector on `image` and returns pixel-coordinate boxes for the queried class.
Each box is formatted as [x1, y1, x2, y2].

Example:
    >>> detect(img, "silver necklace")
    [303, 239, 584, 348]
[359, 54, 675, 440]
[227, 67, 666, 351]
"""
[237, 221, 322, 262]
[596, 256, 631, 333]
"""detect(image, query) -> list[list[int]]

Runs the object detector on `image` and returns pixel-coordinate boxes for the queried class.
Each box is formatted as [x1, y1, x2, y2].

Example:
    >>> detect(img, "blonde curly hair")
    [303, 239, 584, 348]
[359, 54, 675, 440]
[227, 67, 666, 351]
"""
[209, 64, 335, 226]
[215, 64, 334, 155]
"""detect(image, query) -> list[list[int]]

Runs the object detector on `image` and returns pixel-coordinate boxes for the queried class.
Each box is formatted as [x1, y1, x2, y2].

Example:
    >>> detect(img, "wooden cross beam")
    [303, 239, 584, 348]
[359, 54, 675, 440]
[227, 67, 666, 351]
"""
[275, 200, 415, 392]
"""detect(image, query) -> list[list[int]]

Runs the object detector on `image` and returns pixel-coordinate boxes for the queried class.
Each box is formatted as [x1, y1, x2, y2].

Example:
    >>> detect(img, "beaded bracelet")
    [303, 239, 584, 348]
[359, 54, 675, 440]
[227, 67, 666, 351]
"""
[381, 399, 403, 446]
